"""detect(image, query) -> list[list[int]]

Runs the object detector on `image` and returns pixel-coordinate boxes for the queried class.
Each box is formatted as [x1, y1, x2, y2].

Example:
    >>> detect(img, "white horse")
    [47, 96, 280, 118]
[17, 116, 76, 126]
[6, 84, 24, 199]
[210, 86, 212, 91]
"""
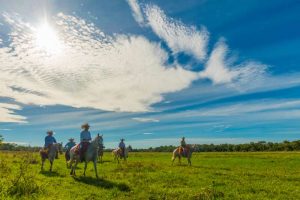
[69, 134, 101, 178]
[40, 143, 63, 172]
[172, 145, 194, 166]
[112, 147, 128, 163]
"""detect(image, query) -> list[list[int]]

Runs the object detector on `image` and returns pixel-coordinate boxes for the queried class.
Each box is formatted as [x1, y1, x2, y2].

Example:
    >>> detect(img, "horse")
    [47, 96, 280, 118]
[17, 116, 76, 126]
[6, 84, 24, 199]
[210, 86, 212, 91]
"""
[69, 134, 101, 178]
[97, 134, 104, 163]
[172, 145, 194, 166]
[112, 147, 128, 163]
[40, 143, 63, 172]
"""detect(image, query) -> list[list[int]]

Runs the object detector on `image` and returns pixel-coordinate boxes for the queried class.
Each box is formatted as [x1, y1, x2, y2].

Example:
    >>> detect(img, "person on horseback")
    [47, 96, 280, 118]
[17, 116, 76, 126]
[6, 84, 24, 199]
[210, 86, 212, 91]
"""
[180, 137, 188, 155]
[65, 138, 76, 150]
[118, 138, 126, 157]
[64, 138, 76, 161]
[80, 123, 91, 161]
[44, 130, 57, 157]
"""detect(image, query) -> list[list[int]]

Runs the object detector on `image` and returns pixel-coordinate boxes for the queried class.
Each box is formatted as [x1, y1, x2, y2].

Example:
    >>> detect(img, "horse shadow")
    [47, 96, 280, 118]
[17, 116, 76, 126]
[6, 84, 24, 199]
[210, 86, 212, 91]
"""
[39, 171, 64, 177]
[73, 176, 130, 192]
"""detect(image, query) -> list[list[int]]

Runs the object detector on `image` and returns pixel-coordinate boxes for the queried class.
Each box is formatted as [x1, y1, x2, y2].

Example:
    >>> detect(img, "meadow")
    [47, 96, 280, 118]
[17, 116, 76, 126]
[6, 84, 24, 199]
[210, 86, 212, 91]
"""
[0, 151, 299, 200]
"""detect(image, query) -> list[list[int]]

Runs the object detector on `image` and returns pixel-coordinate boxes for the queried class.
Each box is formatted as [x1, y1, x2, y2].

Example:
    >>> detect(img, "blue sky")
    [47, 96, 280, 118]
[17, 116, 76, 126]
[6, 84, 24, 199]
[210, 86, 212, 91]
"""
[0, 0, 299, 148]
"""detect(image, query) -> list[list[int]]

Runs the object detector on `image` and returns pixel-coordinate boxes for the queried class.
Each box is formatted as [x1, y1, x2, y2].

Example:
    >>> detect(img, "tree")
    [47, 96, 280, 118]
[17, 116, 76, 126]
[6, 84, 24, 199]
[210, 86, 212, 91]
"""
[0, 134, 3, 143]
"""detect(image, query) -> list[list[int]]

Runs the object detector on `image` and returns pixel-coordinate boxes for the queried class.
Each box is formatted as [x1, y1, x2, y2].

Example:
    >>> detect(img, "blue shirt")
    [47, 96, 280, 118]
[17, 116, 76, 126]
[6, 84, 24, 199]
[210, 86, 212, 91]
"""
[80, 130, 91, 142]
[64, 142, 76, 150]
[44, 135, 57, 147]
[119, 142, 125, 148]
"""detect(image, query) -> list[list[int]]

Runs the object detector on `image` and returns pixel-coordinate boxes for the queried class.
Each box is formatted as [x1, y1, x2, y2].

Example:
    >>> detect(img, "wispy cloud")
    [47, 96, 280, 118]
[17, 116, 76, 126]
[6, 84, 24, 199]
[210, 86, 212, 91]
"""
[127, 0, 145, 25]
[199, 40, 267, 85]
[143, 132, 153, 135]
[0, 103, 26, 123]
[132, 117, 159, 123]
[0, 13, 198, 119]
[144, 4, 209, 61]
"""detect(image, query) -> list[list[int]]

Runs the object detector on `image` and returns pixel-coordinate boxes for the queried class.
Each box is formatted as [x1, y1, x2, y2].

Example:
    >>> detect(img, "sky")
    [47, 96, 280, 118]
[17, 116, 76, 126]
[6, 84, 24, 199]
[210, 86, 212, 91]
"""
[0, 0, 299, 148]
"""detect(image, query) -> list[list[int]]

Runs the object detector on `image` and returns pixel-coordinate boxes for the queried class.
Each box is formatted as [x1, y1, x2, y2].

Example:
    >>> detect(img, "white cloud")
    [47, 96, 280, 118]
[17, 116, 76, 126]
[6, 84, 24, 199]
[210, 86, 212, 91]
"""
[132, 117, 159, 122]
[127, 0, 145, 25]
[144, 5, 209, 61]
[0, 103, 26, 123]
[143, 132, 153, 135]
[199, 40, 266, 85]
[0, 13, 198, 118]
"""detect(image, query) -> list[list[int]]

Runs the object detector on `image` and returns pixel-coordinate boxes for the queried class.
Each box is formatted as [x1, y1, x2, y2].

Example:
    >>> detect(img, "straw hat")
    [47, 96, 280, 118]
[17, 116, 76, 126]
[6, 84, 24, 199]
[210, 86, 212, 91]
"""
[81, 123, 90, 129]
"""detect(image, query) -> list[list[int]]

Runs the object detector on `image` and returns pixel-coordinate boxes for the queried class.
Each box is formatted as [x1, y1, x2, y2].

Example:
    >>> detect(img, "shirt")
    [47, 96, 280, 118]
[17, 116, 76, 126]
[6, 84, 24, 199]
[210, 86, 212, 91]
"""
[44, 135, 57, 147]
[64, 142, 76, 150]
[80, 130, 91, 142]
[119, 141, 125, 148]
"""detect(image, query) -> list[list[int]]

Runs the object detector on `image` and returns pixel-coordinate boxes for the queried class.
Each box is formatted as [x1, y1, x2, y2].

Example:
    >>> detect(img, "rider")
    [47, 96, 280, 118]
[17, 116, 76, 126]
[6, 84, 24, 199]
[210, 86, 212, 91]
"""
[180, 137, 187, 155]
[65, 138, 76, 151]
[44, 130, 57, 157]
[118, 138, 126, 157]
[64, 138, 76, 161]
[80, 123, 92, 161]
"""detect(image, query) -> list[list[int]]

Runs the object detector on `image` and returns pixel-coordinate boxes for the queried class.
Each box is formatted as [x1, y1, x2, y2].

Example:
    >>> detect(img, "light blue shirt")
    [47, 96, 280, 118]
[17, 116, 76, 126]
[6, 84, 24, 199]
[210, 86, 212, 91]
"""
[44, 135, 57, 147]
[119, 142, 125, 148]
[64, 142, 76, 150]
[80, 130, 91, 142]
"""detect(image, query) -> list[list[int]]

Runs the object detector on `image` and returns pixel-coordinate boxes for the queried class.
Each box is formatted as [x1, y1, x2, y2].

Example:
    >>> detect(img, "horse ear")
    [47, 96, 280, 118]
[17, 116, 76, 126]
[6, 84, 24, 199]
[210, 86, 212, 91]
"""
[97, 133, 99, 136]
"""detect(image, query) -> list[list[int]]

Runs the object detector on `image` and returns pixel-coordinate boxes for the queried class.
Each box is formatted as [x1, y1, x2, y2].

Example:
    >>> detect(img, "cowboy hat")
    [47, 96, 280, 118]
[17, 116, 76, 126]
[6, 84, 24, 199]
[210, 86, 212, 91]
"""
[81, 123, 90, 129]
[68, 138, 74, 141]
[182, 137, 185, 139]
[47, 130, 54, 135]
[120, 138, 125, 141]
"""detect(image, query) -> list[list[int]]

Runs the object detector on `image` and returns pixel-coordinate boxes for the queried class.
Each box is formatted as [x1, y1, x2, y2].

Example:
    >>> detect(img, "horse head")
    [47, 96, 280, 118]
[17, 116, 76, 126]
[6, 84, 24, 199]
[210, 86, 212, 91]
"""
[57, 142, 63, 154]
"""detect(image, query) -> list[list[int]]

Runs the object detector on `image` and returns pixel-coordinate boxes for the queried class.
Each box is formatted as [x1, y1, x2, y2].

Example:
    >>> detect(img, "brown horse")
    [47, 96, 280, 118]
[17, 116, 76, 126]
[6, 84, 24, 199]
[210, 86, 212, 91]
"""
[172, 145, 194, 166]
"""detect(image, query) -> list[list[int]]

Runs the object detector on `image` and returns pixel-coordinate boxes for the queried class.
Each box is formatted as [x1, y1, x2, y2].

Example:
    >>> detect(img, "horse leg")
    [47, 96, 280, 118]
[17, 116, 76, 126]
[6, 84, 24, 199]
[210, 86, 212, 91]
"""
[50, 159, 53, 172]
[188, 155, 192, 166]
[41, 158, 45, 171]
[93, 160, 98, 179]
[178, 156, 181, 165]
[83, 162, 87, 176]
[172, 154, 176, 165]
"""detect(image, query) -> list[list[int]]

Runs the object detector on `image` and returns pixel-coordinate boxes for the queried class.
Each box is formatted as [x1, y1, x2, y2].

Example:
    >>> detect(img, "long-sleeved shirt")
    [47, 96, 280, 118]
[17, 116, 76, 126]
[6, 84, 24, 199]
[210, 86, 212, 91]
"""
[44, 135, 57, 147]
[119, 141, 125, 149]
[181, 140, 186, 147]
[64, 142, 76, 150]
[80, 130, 91, 142]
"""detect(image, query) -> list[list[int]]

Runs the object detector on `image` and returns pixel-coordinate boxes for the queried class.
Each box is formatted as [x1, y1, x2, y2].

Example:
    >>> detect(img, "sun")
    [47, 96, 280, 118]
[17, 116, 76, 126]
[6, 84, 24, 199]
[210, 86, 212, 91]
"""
[35, 23, 63, 54]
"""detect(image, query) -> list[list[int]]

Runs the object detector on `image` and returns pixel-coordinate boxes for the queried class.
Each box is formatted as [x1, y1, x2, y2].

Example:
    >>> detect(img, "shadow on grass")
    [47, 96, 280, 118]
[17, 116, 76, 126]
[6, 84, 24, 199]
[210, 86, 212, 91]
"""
[73, 176, 130, 192]
[39, 171, 64, 177]
[97, 160, 112, 163]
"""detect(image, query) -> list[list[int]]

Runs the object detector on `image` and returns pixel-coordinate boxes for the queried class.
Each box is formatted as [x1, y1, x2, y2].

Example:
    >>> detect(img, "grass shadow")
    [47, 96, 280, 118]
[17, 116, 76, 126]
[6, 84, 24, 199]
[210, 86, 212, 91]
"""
[39, 170, 64, 177]
[73, 176, 130, 192]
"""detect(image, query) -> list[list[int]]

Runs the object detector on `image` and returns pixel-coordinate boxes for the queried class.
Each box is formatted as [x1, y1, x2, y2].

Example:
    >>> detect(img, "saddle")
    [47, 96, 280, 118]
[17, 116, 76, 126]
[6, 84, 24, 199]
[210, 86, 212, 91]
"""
[73, 142, 90, 161]
[40, 148, 48, 159]
[179, 146, 190, 157]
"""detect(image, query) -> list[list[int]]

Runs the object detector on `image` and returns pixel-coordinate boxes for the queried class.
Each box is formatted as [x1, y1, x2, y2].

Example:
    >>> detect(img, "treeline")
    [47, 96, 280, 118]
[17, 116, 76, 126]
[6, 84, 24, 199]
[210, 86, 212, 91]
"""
[130, 140, 300, 152]
[0, 134, 300, 152]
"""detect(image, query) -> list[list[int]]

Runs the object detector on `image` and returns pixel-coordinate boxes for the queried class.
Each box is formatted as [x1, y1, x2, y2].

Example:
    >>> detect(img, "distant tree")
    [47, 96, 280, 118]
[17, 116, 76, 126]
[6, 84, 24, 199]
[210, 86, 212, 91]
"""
[128, 145, 133, 151]
[0, 134, 3, 143]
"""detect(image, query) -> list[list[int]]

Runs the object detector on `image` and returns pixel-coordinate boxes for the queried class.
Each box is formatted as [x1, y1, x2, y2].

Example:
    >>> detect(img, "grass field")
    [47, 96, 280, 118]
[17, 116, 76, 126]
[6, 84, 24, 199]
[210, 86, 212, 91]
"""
[0, 151, 299, 200]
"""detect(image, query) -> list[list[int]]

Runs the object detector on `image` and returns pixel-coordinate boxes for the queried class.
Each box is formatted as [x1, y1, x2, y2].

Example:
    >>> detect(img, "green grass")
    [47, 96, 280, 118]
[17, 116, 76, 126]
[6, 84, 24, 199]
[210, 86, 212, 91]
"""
[0, 151, 299, 200]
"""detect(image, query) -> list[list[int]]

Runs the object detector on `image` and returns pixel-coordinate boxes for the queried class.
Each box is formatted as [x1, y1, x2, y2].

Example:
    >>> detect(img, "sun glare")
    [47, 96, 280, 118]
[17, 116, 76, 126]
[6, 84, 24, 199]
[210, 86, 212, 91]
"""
[35, 23, 63, 54]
